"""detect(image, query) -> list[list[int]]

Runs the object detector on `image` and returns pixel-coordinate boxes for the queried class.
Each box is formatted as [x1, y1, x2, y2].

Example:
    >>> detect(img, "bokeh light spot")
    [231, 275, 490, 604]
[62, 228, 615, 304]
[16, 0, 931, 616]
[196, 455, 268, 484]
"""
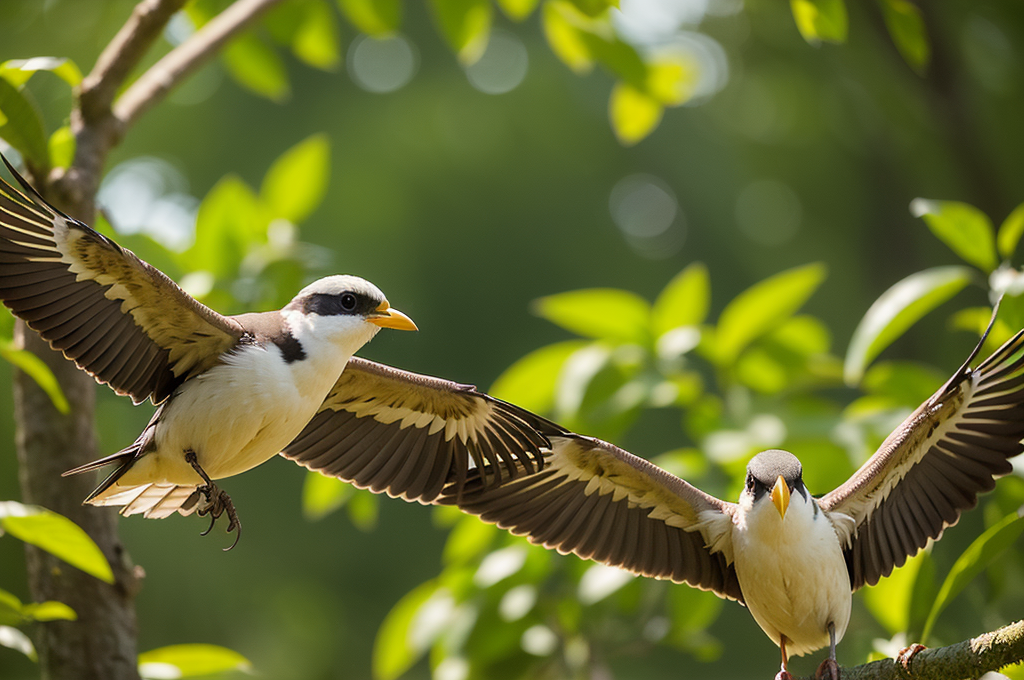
[609, 174, 686, 259]
[348, 34, 417, 94]
[465, 30, 528, 95]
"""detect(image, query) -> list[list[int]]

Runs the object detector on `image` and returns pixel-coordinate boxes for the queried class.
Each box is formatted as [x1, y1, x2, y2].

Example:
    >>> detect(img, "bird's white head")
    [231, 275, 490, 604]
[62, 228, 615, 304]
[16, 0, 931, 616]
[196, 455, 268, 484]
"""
[740, 449, 807, 522]
[282, 275, 417, 357]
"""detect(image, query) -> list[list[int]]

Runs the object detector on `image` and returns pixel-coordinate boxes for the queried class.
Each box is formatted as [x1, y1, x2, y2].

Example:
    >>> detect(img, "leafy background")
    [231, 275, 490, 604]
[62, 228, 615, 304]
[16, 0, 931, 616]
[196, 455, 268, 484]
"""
[1, 0, 1024, 679]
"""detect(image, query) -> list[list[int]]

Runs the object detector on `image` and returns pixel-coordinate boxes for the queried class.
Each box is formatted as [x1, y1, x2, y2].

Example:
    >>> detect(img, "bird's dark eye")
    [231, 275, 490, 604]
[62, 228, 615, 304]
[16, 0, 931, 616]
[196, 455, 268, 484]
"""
[340, 293, 357, 312]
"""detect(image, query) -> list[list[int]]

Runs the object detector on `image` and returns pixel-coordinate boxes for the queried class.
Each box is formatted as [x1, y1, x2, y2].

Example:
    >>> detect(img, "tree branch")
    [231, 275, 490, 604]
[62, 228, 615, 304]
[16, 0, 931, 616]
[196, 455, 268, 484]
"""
[793, 621, 1024, 680]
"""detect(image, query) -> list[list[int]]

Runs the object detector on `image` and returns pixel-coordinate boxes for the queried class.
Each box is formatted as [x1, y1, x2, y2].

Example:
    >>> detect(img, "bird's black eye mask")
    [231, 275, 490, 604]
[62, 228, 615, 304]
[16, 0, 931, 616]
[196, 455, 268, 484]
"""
[745, 475, 809, 502]
[291, 292, 381, 317]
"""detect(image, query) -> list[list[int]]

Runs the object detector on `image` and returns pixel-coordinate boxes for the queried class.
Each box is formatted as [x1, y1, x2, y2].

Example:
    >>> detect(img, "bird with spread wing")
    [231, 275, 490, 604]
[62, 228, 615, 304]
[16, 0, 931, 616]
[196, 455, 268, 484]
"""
[440, 311, 1024, 679]
[0, 156, 554, 549]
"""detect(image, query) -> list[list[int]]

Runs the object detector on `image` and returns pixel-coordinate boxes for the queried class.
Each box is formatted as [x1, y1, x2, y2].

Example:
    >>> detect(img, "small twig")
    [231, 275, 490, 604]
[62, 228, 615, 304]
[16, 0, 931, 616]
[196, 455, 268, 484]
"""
[791, 620, 1024, 680]
[114, 0, 285, 127]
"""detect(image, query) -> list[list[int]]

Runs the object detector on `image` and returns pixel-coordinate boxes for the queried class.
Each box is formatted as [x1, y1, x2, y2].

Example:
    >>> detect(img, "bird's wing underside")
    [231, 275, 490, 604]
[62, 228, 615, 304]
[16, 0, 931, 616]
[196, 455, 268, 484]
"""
[0, 157, 243, 404]
[820, 328, 1024, 589]
[438, 433, 744, 602]
[281, 357, 560, 503]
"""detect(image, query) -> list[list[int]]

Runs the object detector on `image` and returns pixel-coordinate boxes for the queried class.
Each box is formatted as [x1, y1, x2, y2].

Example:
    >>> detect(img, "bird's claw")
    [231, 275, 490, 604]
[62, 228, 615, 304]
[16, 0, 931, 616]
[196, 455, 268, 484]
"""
[774, 672, 794, 680]
[896, 643, 926, 671]
[815, 657, 840, 680]
[194, 483, 242, 550]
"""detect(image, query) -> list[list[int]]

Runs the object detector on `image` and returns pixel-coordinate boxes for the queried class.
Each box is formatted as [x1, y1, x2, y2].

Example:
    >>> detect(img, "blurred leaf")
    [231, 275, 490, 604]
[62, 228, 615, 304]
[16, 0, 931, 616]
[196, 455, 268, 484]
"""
[843, 266, 973, 385]
[138, 643, 252, 678]
[302, 471, 353, 520]
[921, 510, 1024, 643]
[878, 0, 930, 73]
[769, 315, 831, 356]
[736, 348, 788, 393]
[374, 580, 443, 680]
[0, 625, 36, 660]
[0, 76, 48, 171]
[0, 589, 21, 626]
[347, 489, 379, 531]
[907, 548, 937, 637]
[48, 125, 75, 169]
[581, 34, 646, 89]
[0, 57, 83, 88]
[222, 33, 290, 102]
[185, 175, 265, 277]
[645, 57, 697, 107]
[651, 262, 708, 337]
[534, 289, 650, 344]
[20, 600, 76, 622]
[444, 516, 497, 566]
[541, 1, 594, 73]
[496, 0, 539, 21]
[338, 0, 401, 35]
[911, 198, 998, 272]
[668, 580, 723, 634]
[490, 340, 587, 413]
[0, 501, 114, 583]
[997, 202, 1024, 260]
[0, 339, 70, 413]
[292, 1, 342, 70]
[567, 0, 617, 15]
[714, 263, 827, 365]
[429, 0, 492, 65]
[261, 133, 331, 223]
[790, 0, 848, 45]
[861, 549, 928, 634]
[862, 361, 943, 407]
[609, 82, 662, 146]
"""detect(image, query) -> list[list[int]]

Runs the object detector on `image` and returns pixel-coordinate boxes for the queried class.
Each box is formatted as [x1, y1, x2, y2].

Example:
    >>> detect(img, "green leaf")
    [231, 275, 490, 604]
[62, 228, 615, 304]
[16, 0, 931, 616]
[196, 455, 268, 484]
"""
[261, 134, 331, 223]
[374, 580, 444, 680]
[862, 361, 943, 407]
[911, 198, 998, 272]
[496, 0, 540, 21]
[0, 76, 48, 171]
[541, 1, 594, 73]
[0, 501, 114, 583]
[138, 643, 252, 678]
[185, 175, 265, 277]
[347, 489, 379, 531]
[567, 0, 617, 16]
[222, 33, 290, 102]
[489, 340, 588, 413]
[0, 625, 36, 660]
[861, 549, 928, 634]
[609, 82, 662, 146]
[877, 0, 930, 73]
[292, 1, 342, 70]
[714, 263, 827, 365]
[20, 600, 76, 622]
[533, 288, 651, 344]
[921, 510, 1024, 643]
[48, 126, 75, 169]
[443, 516, 497, 566]
[644, 57, 697, 107]
[997, 202, 1024, 260]
[652, 263, 710, 338]
[0, 339, 70, 413]
[0, 57, 83, 88]
[843, 266, 973, 385]
[0, 589, 23, 626]
[790, 0, 848, 45]
[302, 471, 353, 520]
[429, 0, 492, 65]
[338, 0, 402, 35]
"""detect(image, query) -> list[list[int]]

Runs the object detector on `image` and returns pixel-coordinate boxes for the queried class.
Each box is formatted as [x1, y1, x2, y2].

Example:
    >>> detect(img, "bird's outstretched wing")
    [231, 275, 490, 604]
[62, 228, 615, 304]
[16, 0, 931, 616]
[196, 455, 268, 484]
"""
[820, 328, 1024, 589]
[281, 358, 559, 502]
[0, 156, 243, 404]
[438, 434, 744, 601]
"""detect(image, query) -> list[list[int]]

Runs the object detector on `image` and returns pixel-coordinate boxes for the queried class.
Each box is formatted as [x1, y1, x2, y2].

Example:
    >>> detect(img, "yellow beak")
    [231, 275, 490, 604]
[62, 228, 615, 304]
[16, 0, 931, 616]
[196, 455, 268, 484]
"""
[369, 301, 418, 331]
[770, 475, 790, 520]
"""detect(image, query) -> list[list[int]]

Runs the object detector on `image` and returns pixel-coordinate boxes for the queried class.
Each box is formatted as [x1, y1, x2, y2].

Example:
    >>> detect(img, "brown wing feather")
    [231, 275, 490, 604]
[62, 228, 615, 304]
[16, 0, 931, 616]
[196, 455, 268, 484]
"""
[0, 158, 243, 404]
[439, 434, 744, 602]
[821, 329, 1024, 589]
[281, 357, 560, 502]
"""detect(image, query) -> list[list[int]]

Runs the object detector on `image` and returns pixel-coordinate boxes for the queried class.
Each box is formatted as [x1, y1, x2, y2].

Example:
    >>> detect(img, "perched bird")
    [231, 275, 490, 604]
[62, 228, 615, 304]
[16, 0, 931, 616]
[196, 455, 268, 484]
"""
[441, 315, 1024, 679]
[0, 157, 550, 549]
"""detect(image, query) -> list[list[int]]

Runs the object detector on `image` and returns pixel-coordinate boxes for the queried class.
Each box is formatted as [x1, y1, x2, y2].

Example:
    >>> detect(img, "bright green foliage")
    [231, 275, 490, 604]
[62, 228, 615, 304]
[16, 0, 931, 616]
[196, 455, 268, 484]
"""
[790, 0, 848, 45]
[861, 550, 929, 635]
[261, 134, 332, 224]
[878, 0, 930, 73]
[0, 502, 114, 584]
[430, 0, 493, 65]
[489, 340, 589, 413]
[998, 202, 1024, 260]
[843, 266, 974, 385]
[0, 339, 69, 413]
[652, 263, 710, 337]
[0, 76, 48, 172]
[610, 83, 662, 146]
[291, 1, 343, 69]
[0, 57, 82, 88]
[911, 199, 999, 272]
[222, 33, 291, 102]
[496, 0, 540, 21]
[47, 126, 75, 170]
[374, 580, 449, 680]
[138, 644, 252, 679]
[533, 288, 651, 345]
[338, 0, 402, 35]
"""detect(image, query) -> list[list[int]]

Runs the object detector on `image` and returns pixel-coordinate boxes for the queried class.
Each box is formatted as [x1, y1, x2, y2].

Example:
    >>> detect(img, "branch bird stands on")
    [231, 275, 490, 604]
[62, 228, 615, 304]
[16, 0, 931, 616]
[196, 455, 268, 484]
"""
[0, 155, 553, 550]
[439, 309, 1024, 679]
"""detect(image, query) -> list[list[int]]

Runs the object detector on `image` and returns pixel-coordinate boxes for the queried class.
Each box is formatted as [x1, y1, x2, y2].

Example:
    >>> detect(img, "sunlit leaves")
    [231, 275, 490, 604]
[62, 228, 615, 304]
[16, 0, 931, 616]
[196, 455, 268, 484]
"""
[489, 340, 588, 413]
[338, 0, 402, 35]
[921, 510, 1024, 643]
[652, 263, 710, 338]
[790, 0, 848, 45]
[997, 202, 1024, 260]
[261, 134, 331, 223]
[878, 0, 930, 73]
[0, 57, 83, 88]
[223, 34, 290, 102]
[911, 199, 998, 272]
[496, 0, 540, 21]
[610, 83, 662, 146]
[187, 175, 265, 278]
[302, 471, 353, 520]
[0, 76, 48, 171]
[48, 126, 75, 169]
[0, 502, 114, 584]
[843, 266, 973, 384]
[861, 549, 929, 635]
[430, 0, 493, 65]
[541, 2, 594, 73]
[138, 643, 252, 679]
[291, 1, 342, 70]
[374, 580, 450, 680]
[0, 588, 76, 627]
[533, 288, 651, 345]
[0, 338, 69, 413]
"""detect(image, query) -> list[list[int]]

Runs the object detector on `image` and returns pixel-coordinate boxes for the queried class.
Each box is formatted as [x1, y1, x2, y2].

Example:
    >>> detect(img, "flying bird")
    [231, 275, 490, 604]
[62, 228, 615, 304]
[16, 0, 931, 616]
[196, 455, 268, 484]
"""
[440, 315, 1024, 679]
[0, 157, 551, 549]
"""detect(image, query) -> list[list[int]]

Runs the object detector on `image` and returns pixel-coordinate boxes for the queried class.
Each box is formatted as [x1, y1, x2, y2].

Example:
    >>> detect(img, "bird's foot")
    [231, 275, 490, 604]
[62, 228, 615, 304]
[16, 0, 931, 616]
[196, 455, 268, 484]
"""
[896, 643, 926, 671]
[184, 449, 242, 551]
[774, 672, 794, 680]
[815, 658, 840, 680]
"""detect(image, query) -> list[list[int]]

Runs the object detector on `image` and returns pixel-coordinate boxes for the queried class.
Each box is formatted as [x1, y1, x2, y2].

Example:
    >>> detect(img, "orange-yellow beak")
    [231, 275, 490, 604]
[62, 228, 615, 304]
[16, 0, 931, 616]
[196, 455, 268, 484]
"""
[369, 301, 418, 331]
[770, 475, 790, 520]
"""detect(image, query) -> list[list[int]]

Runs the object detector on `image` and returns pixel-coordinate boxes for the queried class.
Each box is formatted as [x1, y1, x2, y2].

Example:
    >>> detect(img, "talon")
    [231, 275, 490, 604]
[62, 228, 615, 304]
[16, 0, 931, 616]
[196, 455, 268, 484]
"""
[774, 672, 794, 680]
[200, 511, 217, 537]
[815, 657, 840, 680]
[184, 449, 242, 549]
[897, 643, 926, 671]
